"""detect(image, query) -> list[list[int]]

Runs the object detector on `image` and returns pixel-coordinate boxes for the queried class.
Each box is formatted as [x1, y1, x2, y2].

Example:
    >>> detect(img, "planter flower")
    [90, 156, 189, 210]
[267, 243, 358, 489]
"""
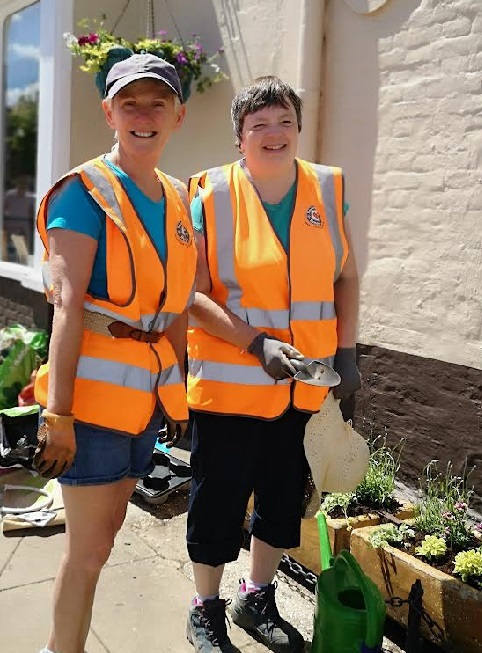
[351, 462, 482, 652]
[64, 18, 226, 101]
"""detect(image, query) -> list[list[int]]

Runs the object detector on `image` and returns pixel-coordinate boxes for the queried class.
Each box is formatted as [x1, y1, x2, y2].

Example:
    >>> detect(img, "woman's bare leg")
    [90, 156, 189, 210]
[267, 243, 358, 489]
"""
[46, 477, 137, 653]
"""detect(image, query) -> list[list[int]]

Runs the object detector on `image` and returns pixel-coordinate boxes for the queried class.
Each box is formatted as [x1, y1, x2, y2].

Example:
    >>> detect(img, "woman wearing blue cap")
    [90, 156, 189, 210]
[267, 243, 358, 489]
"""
[35, 54, 196, 653]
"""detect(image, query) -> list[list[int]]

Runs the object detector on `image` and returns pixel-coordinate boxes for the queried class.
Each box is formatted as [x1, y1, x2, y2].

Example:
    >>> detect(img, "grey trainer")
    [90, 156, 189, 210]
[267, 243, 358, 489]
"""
[187, 598, 240, 652]
[231, 582, 305, 653]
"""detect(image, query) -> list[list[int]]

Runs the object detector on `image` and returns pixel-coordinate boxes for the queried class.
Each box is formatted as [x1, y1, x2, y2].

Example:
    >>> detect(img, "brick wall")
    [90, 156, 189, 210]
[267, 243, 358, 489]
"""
[322, 0, 482, 371]
[0, 277, 49, 331]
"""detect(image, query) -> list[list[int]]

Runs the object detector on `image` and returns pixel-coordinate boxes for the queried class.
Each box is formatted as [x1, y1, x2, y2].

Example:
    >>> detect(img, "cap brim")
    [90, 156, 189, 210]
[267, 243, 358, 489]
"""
[106, 72, 180, 100]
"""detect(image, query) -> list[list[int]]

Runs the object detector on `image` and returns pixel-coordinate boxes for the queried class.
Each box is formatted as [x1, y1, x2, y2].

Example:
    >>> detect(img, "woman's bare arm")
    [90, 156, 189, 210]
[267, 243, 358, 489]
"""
[46, 229, 97, 415]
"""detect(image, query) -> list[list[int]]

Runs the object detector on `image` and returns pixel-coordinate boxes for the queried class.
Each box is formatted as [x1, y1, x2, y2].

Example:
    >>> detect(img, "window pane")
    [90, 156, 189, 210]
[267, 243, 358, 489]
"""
[1, 2, 40, 265]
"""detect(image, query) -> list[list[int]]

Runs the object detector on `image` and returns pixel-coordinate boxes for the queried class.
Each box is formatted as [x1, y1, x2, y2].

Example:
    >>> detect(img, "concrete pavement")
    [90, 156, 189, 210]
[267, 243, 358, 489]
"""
[1, 462, 404, 653]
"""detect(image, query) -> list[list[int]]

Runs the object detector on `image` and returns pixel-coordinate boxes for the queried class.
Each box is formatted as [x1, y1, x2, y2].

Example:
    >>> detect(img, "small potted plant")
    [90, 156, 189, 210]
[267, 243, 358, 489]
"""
[351, 461, 482, 652]
[64, 17, 226, 100]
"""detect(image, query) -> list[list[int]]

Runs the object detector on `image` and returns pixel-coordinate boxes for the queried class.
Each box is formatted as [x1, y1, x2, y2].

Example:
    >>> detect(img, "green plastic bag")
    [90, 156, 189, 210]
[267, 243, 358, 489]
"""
[0, 325, 48, 409]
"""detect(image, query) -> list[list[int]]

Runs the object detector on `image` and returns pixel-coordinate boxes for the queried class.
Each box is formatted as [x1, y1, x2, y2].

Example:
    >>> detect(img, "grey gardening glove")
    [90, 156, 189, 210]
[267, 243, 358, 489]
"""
[248, 332, 303, 380]
[333, 347, 361, 400]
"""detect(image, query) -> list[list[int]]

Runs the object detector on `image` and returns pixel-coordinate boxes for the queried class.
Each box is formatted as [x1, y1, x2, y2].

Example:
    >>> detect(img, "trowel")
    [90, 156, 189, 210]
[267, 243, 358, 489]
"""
[289, 358, 341, 387]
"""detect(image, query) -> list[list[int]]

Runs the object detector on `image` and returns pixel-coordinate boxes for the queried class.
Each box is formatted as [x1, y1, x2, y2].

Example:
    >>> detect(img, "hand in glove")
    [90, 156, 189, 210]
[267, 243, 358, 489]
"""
[332, 347, 361, 400]
[159, 419, 189, 448]
[33, 411, 76, 479]
[248, 332, 303, 380]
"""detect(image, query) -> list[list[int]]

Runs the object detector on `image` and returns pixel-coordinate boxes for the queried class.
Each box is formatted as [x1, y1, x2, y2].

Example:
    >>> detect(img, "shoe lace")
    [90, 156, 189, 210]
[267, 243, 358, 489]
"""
[252, 583, 282, 634]
[200, 599, 232, 646]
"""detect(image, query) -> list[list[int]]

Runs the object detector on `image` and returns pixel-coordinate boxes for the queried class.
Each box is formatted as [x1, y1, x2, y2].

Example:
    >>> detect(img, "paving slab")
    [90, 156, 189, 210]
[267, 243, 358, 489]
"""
[0, 578, 107, 653]
[0, 530, 21, 574]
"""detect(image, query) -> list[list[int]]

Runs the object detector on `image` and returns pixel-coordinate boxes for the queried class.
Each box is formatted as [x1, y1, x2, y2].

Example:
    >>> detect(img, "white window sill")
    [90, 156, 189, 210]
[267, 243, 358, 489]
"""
[0, 262, 43, 293]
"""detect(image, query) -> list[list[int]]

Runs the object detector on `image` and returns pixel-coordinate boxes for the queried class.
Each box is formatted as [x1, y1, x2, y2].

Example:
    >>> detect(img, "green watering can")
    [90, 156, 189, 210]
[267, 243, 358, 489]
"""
[311, 512, 386, 653]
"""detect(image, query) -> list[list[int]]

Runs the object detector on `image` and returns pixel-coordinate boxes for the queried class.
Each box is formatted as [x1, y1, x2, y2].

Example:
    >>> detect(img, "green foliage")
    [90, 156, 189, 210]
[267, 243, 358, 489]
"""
[414, 461, 474, 551]
[415, 535, 447, 560]
[368, 523, 415, 549]
[64, 17, 226, 95]
[453, 548, 482, 587]
[4, 95, 38, 188]
[355, 435, 402, 509]
[321, 435, 403, 518]
[320, 492, 355, 522]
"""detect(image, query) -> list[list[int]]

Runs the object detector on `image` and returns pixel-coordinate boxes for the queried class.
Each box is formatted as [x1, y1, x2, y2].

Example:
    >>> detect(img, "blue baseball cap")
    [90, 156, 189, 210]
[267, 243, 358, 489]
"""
[105, 54, 183, 102]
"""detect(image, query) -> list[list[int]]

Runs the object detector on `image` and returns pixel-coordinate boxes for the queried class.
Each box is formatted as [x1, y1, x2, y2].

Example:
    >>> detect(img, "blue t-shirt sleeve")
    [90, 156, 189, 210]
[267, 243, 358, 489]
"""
[190, 195, 204, 234]
[47, 177, 103, 240]
[343, 201, 349, 217]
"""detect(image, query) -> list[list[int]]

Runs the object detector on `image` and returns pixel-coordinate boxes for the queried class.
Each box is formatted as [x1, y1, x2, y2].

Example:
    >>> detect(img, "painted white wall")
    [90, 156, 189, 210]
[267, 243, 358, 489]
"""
[321, 0, 482, 370]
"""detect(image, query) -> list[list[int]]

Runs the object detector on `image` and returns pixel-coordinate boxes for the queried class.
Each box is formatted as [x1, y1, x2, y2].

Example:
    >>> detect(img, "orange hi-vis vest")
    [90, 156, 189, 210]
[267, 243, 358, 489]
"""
[35, 157, 197, 435]
[187, 158, 348, 419]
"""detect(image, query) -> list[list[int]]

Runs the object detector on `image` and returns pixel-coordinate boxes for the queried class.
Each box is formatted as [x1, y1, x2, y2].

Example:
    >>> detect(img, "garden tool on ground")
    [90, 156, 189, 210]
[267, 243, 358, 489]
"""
[311, 511, 386, 653]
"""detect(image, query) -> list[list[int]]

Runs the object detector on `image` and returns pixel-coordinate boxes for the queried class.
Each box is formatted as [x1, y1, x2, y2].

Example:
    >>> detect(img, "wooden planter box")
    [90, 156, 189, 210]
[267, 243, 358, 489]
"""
[245, 496, 413, 575]
[350, 526, 482, 653]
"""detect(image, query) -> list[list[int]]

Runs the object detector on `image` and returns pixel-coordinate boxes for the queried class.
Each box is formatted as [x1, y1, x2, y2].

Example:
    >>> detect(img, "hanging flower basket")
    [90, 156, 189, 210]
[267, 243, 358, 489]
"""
[64, 19, 226, 101]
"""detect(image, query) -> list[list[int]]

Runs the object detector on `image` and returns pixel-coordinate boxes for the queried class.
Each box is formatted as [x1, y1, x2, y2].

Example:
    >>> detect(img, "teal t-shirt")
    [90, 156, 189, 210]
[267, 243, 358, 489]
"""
[191, 184, 348, 251]
[46, 158, 166, 299]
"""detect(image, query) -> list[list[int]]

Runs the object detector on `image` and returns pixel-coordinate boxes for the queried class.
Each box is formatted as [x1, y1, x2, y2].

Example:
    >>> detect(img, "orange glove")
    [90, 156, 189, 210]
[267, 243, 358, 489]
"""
[33, 411, 76, 479]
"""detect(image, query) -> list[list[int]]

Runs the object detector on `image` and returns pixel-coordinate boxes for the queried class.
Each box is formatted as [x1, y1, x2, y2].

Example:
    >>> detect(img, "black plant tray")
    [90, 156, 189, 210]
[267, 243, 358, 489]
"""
[134, 450, 191, 505]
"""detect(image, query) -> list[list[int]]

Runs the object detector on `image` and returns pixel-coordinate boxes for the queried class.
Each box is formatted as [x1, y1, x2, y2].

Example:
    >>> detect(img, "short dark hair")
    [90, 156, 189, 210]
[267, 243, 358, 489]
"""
[231, 76, 303, 147]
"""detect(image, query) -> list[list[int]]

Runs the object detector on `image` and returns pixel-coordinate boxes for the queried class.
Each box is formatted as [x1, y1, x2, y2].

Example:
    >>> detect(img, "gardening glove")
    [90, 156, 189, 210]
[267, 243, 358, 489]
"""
[333, 348, 361, 423]
[332, 348, 361, 399]
[159, 419, 189, 448]
[33, 411, 76, 479]
[247, 332, 303, 380]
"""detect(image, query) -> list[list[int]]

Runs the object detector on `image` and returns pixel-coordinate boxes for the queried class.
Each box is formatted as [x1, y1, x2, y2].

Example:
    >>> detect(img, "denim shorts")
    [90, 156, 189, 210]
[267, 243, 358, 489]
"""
[58, 409, 164, 486]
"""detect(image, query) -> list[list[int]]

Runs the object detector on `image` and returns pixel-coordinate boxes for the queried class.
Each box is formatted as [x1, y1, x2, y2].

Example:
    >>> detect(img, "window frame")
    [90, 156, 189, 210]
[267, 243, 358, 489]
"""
[0, 0, 73, 288]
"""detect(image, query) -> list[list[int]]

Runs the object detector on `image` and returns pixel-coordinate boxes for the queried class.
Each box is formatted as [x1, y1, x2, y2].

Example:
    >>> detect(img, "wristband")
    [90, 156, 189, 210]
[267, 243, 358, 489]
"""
[42, 410, 75, 427]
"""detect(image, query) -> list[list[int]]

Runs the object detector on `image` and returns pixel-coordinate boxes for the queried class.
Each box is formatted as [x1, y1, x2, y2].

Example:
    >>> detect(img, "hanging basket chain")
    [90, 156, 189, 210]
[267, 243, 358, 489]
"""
[164, 0, 187, 48]
[111, 0, 133, 35]
[146, 0, 155, 39]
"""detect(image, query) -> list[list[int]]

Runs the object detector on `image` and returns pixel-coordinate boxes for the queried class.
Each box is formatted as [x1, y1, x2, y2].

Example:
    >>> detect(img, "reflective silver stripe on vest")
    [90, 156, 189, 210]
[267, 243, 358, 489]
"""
[209, 167, 244, 312]
[228, 302, 336, 328]
[189, 359, 290, 386]
[77, 356, 182, 391]
[312, 165, 344, 281]
[83, 302, 178, 332]
[82, 164, 127, 229]
[291, 301, 336, 322]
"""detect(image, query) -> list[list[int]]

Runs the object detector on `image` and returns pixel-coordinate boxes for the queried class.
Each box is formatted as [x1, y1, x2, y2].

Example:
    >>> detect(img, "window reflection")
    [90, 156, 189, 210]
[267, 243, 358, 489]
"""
[1, 2, 40, 265]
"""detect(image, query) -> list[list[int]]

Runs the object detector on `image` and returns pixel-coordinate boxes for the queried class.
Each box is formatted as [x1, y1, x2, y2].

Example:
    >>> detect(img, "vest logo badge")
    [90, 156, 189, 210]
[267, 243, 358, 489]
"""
[176, 221, 192, 246]
[305, 206, 323, 227]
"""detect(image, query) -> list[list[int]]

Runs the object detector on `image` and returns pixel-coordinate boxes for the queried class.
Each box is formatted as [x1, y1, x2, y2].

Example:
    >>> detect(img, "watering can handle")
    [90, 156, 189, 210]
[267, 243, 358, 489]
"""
[316, 511, 333, 571]
[339, 551, 383, 650]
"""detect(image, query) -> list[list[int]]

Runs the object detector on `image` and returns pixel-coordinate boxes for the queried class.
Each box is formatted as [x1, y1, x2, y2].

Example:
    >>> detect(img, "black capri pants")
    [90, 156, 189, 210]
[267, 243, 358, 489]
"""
[187, 407, 310, 567]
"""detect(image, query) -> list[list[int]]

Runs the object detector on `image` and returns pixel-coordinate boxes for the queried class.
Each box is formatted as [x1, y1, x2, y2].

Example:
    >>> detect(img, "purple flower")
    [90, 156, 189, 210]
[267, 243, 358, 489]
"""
[176, 52, 188, 65]
[157, 30, 168, 39]
[78, 35, 91, 46]
[442, 511, 455, 521]
[217, 47, 225, 54]
[455, 501, 467, 511]
[475, 522, 482, 533]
